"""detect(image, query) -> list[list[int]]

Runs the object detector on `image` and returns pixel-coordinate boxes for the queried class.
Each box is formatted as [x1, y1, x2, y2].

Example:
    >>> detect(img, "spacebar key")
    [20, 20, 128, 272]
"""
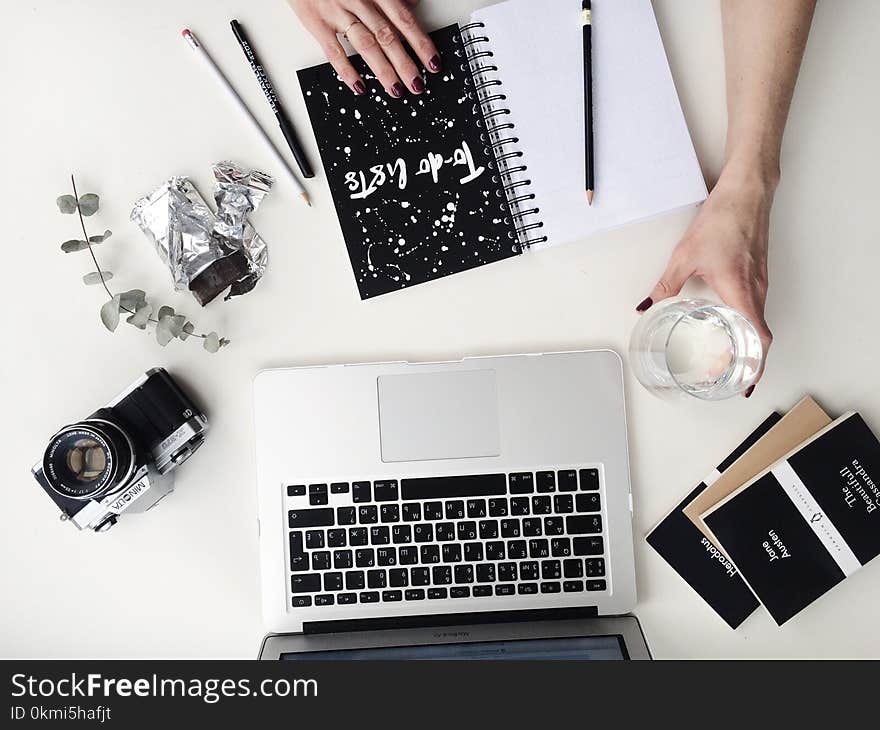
[288, 508, 334, 528]
[401, 474, 507, 500]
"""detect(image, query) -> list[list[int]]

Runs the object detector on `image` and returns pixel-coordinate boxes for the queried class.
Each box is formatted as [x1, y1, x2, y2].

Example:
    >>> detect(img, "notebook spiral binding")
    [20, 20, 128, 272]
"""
[456, 23, 547, 249]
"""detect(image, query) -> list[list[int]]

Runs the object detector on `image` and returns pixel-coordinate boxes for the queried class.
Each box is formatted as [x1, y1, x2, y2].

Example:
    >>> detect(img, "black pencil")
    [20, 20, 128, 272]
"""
[231, 19, 315, 180]
[582, 0, 594, 205]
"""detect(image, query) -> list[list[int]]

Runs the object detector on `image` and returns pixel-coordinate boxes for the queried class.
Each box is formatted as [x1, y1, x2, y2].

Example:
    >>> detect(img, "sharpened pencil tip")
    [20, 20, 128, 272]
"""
[586, 189, 593, 205]
[300, 192, 311, 207]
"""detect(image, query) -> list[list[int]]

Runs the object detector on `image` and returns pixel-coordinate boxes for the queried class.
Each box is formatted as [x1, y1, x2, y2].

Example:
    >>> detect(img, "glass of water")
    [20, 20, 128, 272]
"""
[628, 298, 763, 400]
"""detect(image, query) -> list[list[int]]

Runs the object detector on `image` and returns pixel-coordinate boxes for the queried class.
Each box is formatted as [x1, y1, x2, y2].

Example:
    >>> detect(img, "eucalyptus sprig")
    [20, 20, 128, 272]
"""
[57, 174, 229, 353]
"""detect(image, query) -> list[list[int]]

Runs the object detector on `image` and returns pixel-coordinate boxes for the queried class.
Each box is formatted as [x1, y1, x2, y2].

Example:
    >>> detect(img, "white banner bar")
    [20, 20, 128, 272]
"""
[771, 460, 861, 577]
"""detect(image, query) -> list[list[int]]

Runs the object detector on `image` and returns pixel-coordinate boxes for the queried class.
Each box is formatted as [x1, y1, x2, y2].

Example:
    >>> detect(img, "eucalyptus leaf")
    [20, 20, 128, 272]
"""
[119, 289, 146, 311]
[83, 271, 113, 285]
[156, 318, 174, 346]
[203, 331, 221, 353]
[89, 229, 112, 244]
[179, 321, 195, 341]
[126, 304, 152, 329]
[56, 195, 77, 214]
[61, 239, 90, 253]
[157, 305, 175, 320]
[78, 193, 99, 216]
[100, 295, 121, 332]
[166, 314, 186, 337]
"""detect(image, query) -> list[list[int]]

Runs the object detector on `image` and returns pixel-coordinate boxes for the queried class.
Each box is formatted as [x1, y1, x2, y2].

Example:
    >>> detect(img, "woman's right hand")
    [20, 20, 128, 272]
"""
[288, 0, 442, 98]
[636, 160, 776, 396]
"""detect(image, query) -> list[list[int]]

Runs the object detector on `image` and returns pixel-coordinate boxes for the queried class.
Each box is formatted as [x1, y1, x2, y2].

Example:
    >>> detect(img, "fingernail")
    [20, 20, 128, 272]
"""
[411, 76, 425, 93]
[428, 54, 442, 72]
[636, 297, 653, 313]
[744, 385, 755, 398]
[353, 80, 366, 95]
[390, 82, 404, 98]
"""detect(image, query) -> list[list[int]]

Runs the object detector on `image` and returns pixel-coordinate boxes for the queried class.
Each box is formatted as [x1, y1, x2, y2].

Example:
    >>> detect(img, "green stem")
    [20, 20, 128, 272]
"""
[70, 174, 114, 300]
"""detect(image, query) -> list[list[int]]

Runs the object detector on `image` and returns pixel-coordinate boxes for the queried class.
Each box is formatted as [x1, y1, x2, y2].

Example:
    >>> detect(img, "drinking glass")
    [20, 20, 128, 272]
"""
[628, 298, 763, 400]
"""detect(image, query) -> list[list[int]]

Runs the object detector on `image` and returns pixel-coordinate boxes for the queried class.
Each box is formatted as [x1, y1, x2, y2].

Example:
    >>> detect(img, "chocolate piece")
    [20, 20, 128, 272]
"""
[189, 250, 250, 306]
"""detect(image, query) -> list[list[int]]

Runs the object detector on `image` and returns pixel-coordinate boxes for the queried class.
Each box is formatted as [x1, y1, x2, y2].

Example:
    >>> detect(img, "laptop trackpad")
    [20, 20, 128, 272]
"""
[378, 370, 500, 463]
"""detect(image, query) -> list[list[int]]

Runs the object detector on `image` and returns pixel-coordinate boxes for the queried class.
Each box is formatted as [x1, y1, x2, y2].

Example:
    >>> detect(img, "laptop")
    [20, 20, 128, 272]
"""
[253, 350, 649, 659]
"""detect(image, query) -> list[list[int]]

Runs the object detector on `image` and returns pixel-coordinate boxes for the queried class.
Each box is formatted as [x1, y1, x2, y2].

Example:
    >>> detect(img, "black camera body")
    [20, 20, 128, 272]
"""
[32, 368, 208, 532]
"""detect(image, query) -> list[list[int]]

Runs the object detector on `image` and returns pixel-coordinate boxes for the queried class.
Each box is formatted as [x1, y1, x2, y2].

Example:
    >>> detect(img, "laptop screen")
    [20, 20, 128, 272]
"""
[280, 635, 627, 660]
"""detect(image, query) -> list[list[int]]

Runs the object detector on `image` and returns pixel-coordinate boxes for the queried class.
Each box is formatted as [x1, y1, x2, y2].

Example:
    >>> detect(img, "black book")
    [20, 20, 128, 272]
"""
[704, 413, 880, 625]
[645, 414, 778, 629]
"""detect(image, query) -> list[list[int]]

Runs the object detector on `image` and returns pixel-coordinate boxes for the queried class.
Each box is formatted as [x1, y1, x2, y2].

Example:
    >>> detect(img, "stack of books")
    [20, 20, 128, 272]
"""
[647, 397, 880, 627]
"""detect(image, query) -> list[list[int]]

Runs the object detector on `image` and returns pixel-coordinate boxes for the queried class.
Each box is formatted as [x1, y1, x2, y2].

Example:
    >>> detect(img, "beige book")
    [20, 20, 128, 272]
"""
[684, 396, 831, 543]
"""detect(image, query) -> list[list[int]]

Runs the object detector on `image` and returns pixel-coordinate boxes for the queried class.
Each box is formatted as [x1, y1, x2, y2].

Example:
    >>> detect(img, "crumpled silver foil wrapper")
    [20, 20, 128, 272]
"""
[130, 161, 273, 305]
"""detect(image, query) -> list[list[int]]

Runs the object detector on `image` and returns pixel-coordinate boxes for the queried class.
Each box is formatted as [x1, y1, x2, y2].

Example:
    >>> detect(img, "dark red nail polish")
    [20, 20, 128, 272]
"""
[353, 80, 366, 95]
[744, 385, 755, 398]
[391, 82, 404, 98]
[636, 297, 653, 313]
[412, 76, 425, 93]
[428, 54, 442, 72]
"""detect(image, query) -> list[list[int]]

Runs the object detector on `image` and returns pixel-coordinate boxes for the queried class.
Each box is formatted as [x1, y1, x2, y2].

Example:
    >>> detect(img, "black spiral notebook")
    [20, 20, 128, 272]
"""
[297, 0, 705, 299]
[298, 24, 521, 299]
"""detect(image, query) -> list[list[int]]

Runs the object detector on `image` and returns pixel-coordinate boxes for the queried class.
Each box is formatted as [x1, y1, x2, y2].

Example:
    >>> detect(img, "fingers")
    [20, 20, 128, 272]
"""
[290, 0, 437, 97]
[709, 276, 773, 394]
[316, 28, 369, 95]
[636, 256, 694, 313]
[376, 0, 442, 72]
[350, 1, 425, 94]
[294, 2, 368, 96]
[345, 19, 407, 97]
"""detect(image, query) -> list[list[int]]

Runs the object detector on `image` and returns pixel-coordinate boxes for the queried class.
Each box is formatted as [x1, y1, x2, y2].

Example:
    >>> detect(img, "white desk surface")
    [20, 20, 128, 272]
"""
[2, 0, 878, 659]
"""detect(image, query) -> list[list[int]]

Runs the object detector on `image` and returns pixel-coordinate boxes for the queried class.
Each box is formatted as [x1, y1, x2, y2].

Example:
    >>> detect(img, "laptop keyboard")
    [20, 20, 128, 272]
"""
[285, 469, 607, 609]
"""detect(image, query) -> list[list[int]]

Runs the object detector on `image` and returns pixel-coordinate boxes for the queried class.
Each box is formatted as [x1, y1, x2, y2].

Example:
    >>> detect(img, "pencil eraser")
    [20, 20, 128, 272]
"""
[181, 28, 199, 49]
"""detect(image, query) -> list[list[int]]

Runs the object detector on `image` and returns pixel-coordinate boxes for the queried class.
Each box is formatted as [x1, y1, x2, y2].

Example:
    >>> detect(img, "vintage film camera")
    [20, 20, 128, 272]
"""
[31, 368, 207, 532]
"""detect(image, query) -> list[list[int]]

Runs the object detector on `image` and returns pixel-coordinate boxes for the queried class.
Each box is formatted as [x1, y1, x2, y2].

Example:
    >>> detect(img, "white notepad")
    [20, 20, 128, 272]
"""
[467, 0, 707, 249]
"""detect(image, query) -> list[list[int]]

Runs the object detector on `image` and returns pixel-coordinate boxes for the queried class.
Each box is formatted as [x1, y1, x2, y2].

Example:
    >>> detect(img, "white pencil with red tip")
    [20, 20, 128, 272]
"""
[181, 28, 311, 207]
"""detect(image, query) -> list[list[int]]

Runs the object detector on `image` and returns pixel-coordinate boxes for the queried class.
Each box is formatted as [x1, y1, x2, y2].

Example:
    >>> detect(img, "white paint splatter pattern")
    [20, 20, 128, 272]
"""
[297, 24, 520, 299]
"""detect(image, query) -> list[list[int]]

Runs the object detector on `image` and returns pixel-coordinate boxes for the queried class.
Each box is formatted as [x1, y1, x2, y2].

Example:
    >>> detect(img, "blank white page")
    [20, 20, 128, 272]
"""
[470, 0, 707, 250]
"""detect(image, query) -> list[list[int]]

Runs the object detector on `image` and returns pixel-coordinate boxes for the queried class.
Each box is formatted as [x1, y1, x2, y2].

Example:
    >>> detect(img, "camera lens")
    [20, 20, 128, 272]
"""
[65, 437, 107, 481]
[42, 421, 135, 500]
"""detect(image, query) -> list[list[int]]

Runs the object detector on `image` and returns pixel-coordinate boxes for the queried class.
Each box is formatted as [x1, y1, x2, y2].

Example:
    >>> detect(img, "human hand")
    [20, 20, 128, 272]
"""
[636, 165, 776, 396]
[289, 0, 441, 98]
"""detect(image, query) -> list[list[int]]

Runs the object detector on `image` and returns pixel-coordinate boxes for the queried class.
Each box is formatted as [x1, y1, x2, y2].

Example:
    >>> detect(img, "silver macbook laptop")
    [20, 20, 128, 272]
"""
[253, 350, 646, 659]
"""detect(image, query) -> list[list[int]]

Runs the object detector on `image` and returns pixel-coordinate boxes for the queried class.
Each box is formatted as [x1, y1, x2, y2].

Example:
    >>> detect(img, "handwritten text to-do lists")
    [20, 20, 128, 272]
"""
[344, 140, 486, 200]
